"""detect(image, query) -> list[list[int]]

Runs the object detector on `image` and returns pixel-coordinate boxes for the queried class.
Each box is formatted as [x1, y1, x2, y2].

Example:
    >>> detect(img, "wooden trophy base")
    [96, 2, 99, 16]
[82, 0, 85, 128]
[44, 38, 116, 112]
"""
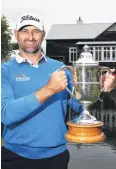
[65, 121, 105, 144]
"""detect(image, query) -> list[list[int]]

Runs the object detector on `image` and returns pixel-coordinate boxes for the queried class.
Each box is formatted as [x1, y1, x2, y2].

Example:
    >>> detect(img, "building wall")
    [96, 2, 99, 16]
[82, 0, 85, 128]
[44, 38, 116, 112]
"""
[46, 31, 116, 67]
[96, 29, 116, 41]
[46, 39, 91, 65]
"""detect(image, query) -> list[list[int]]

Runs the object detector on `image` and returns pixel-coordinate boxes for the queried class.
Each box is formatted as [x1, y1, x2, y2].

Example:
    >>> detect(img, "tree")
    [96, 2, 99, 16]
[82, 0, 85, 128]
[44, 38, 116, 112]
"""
[11, 42, 19, 50]
[1, 15, 13, 61]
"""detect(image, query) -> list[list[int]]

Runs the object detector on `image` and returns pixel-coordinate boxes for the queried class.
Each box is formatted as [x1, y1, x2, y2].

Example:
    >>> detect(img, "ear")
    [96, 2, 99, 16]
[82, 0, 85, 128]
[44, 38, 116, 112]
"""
[42, 31, 46, 41]
[14, 29, 18, 41]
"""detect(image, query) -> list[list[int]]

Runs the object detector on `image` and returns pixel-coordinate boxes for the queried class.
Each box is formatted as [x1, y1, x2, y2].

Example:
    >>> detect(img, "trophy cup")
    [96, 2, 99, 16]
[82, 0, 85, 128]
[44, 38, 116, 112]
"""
[58, 45, 112, 143]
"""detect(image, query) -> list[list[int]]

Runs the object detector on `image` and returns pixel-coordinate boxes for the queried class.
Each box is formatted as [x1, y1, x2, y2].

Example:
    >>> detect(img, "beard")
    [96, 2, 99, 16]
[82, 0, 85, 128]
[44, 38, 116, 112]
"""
[22, 46, 40, 54]
[20, 40, 41, 54]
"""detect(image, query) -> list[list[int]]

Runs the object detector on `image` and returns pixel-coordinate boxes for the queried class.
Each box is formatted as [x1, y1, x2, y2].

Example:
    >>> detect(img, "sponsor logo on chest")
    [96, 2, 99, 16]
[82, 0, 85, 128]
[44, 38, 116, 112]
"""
[16, 74, 31, 81]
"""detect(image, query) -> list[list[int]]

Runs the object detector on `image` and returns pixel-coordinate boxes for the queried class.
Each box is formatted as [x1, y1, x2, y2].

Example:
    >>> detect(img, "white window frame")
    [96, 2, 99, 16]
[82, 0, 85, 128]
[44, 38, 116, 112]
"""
[88, 46, 116, 62]
[69, 47, 77, 63]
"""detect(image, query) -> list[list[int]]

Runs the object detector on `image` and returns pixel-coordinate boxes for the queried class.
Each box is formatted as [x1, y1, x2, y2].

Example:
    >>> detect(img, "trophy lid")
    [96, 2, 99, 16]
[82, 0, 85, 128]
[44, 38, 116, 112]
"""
[74, 45, 99, 66]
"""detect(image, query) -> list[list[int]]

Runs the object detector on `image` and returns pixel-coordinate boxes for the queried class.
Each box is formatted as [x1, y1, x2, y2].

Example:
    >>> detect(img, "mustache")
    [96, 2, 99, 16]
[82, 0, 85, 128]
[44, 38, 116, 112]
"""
[24, 39, 37, 43]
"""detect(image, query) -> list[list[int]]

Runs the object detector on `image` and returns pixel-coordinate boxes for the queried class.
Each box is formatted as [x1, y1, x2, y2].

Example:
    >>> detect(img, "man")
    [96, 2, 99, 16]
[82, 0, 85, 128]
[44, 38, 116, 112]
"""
[1, 13, 115, 169]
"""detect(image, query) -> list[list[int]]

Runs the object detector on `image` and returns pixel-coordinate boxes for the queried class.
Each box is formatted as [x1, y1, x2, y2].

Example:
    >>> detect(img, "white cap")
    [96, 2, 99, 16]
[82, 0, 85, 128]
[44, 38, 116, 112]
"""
[16, 13, 44, 31]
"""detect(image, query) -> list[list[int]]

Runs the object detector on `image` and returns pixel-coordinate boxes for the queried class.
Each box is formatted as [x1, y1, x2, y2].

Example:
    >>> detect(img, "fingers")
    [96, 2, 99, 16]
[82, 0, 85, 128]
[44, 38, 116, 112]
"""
[52, 70, 67, 80]
[104, 74, 115, 92]
[110, 69, 116, 73]
[110, 69, 116, 77]
[100, 69, 116, 90]
[49, 70, 68, 93]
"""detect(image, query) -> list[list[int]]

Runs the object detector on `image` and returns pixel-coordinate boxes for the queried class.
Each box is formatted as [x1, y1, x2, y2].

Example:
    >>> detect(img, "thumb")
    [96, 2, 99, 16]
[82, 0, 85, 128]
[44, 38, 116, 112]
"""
[110, 69, 116, 73]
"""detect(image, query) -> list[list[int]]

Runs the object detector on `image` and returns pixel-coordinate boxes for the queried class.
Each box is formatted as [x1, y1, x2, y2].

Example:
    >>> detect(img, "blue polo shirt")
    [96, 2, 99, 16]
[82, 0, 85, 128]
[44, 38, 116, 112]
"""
[1, 55, 72, 159]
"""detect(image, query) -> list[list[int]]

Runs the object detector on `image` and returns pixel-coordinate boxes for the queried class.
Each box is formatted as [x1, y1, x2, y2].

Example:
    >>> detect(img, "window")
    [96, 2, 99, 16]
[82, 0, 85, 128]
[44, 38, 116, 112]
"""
[103, 47, 110, 61]
[69, 47, 77, 62]
[89, 47, 102, 61]
[95, 47, 102, 61]
[88, 46, 116, 62]
[89, 47, 93, 56]
[112, 46, 116, 61]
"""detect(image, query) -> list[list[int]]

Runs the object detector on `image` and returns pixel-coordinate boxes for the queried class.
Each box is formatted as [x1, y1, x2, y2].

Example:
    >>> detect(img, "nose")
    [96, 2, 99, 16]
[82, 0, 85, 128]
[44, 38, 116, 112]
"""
[28, 32, 33, 41]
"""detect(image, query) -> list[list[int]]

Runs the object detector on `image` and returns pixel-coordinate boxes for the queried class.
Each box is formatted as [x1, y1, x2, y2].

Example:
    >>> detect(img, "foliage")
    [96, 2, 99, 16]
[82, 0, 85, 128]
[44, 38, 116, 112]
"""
[1, 15, 13, 61]
[11, 42, 19, 50]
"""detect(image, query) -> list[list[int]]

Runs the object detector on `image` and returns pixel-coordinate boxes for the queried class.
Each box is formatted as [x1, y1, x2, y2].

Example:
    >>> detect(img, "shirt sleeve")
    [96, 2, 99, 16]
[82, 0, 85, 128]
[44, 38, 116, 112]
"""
[1, 65, 42, 126]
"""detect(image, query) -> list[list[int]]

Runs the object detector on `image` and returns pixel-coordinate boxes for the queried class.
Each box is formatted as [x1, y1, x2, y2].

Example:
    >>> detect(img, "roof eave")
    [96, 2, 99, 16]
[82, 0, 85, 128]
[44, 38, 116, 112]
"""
[46, 38, 94, 40]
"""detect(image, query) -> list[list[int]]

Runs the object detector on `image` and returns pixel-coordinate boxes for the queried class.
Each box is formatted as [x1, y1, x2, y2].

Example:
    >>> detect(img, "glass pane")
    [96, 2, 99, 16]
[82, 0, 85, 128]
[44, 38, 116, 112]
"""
[112, 51, 116, 60]
[107, 51, 110, 59]
[95, 51, 98, 61]
[90, 51, 93, 56]
[71, 53, 73, 61]
[90, 47, 93, 50]
[112, 47, 116, 50]
[99, 51, 101, 61]
[74, 53, 77, 61]
[104, 51, 106, 60]
[95, 47, 98, 50]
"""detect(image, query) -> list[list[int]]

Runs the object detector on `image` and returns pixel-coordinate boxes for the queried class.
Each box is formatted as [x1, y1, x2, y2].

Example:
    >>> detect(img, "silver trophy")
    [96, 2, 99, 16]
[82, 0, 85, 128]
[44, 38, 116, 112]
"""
[58, 45, 112, 124]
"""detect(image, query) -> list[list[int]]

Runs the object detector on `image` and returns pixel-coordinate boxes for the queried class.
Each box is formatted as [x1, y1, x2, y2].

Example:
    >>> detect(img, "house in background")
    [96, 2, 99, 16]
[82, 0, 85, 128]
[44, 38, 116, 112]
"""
[46, 18, 116, 68]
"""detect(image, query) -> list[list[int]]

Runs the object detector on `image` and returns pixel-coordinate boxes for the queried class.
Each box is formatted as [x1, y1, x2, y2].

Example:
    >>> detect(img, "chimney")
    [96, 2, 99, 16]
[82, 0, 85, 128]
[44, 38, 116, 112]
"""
[76, 16, 83, 24]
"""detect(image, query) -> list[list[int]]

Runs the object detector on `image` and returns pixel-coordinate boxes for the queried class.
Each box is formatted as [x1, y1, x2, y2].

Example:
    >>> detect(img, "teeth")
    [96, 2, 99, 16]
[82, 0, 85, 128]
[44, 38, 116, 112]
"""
[26, 42, 34, 44]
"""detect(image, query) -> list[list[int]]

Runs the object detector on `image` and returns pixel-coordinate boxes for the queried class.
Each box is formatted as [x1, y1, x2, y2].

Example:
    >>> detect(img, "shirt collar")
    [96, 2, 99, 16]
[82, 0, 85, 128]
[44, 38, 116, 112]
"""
[15, 52, 47, 68]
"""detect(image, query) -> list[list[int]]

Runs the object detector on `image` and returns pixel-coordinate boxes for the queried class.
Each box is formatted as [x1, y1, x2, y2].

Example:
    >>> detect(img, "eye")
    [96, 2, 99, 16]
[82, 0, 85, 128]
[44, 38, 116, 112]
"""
[33, 29, 41, 33]
[21, 29, 28, 33]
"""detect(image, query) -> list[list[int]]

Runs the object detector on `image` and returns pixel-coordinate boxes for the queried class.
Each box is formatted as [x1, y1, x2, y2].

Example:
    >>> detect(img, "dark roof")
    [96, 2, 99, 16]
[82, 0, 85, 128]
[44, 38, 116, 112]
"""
[46, 23, 113, 40]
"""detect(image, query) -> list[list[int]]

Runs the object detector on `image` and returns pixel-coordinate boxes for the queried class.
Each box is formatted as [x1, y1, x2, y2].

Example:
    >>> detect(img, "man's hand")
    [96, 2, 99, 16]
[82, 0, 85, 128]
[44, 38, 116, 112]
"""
[46, 71, 68, 94]
[100, 69, 116, 92]
[35, 71, 68, 104]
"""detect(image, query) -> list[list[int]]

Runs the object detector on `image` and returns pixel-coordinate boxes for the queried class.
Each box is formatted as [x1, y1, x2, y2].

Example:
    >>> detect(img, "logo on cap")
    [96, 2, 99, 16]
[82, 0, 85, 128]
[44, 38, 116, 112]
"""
[20, 15, 40, 23]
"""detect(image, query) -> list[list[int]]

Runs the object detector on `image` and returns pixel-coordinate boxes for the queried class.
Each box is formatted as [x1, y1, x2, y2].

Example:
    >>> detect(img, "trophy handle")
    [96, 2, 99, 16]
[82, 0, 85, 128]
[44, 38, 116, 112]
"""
[98, 67, 112, 102]
[56, 65, 75, 98]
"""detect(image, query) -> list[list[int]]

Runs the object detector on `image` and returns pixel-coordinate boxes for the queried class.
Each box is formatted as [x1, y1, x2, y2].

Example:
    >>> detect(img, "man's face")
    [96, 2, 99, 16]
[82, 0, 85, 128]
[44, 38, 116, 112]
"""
[15, 25, 44, 54]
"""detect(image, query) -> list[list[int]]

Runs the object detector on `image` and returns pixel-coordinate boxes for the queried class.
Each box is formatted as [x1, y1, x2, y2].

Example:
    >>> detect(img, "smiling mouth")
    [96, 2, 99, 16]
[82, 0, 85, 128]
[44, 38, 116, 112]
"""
[25, 41, 36, 45]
